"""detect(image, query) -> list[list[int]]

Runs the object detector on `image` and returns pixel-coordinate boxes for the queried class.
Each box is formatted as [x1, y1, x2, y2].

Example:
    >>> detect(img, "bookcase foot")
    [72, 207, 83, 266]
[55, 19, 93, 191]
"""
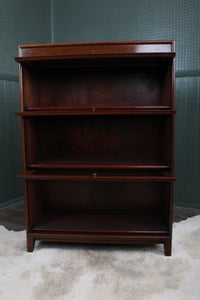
[164, 240, 171, 256]
[27, 235, 35, 252]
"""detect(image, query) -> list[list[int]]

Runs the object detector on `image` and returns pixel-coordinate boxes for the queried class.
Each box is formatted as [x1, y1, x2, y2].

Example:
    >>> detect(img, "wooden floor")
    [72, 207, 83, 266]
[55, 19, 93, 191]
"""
[0, 202, 199, 231]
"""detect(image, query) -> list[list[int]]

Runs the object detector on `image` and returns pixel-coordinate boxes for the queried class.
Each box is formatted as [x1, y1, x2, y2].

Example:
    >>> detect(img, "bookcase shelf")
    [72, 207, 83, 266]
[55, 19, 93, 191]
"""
[24, 105, 171, 110]
[16, 40, 175, 255]
[32, 213, 169, 235]
[18, 173, 175, 182]
[28, 161, 170, 170]
[16, 110, 175, 116]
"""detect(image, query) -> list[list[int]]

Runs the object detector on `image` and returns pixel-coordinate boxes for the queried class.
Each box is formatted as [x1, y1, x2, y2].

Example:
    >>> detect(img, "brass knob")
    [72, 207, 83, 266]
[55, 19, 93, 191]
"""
[93, 173, 97, 177]
[92, 50, 96, 54]
[92, 107, 96, 112]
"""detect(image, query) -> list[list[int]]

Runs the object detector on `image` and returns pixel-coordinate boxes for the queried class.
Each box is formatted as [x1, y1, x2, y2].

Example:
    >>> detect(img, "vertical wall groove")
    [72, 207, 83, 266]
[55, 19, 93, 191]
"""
[51, 0, 54, 43]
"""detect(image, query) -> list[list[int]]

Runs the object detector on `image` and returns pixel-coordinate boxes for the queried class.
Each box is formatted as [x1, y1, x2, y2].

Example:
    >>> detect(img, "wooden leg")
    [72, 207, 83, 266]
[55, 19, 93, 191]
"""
[164, 239, 171, 256]
[27, 235, 35, 252]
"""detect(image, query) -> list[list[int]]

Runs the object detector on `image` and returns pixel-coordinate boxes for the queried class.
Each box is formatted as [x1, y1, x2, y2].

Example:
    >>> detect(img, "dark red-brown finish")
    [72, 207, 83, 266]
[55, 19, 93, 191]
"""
[15, 40, 175, 255]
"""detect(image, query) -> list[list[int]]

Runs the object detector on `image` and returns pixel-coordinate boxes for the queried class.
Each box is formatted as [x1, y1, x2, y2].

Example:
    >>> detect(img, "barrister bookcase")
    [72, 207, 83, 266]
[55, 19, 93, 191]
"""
[15, 41, 175, 255]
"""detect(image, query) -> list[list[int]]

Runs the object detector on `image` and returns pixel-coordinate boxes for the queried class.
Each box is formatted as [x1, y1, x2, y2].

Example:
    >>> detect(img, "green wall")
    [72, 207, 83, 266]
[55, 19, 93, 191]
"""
[52, 0, 200, 209]
[1, 0, 200, 210]
[0, 0, 51, 209]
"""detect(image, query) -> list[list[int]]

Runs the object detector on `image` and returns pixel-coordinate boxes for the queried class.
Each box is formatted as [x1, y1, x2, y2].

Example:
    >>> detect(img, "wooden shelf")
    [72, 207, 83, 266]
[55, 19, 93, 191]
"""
[25, 105, 171, 111]
[15, 52, 175, 63]
[28, 163, 170, 170]
[32, 213, 169, 235]
[18, 173, 175, 182]
[28, 158, 170, 170]
[25, 105, 170, 111]
[16, 109, 175, 116]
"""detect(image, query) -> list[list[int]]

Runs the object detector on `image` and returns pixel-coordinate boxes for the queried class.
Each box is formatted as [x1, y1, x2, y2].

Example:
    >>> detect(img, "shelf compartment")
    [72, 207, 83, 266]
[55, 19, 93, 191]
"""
[24, 115, 172, 168]
[25, 179, 171, 235]
[32, 213, 168, 235]
[21, 61, 173, 109]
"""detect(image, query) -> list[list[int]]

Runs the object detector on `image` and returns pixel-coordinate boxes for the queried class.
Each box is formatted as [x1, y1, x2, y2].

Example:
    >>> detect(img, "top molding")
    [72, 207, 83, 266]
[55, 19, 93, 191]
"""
[15, 40, 175, 61]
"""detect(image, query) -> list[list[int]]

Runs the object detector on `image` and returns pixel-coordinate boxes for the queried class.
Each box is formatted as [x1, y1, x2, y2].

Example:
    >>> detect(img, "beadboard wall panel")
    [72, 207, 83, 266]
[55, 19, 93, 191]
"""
[0, 80, 23, 208]
[0, 0, 51, 79]
[0, 0, 51, 209]
[175, 76, 200, 209]
[52, 0, 200, 209]
[52, 0, 200, 72]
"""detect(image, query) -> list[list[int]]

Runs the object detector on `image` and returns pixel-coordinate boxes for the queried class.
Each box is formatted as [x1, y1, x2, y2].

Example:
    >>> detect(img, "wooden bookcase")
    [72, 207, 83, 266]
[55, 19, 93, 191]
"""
[15, 41, 175, 255]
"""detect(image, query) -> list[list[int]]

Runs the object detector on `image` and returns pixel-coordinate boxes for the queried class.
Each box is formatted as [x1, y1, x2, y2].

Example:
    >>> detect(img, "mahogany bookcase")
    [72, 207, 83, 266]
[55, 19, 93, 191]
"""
[15, 41, 175, 255]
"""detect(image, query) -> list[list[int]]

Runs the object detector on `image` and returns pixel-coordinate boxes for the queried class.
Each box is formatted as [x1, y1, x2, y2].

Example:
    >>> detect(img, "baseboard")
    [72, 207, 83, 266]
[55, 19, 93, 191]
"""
[174, 202, 200, 211]
[0, 196, 24, 211]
